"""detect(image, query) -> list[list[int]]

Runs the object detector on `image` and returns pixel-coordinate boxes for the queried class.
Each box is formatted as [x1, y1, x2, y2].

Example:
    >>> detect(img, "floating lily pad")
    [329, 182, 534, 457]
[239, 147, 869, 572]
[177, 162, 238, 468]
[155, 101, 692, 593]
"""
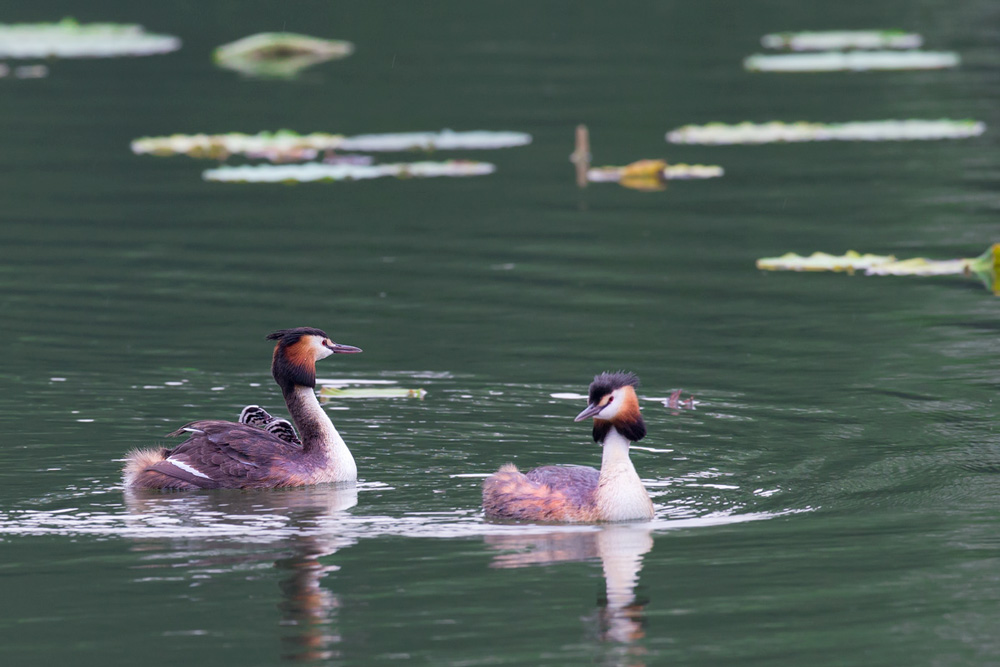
[0, 17, 179, 58]
[744, 50, 959, 72]
[0, 64, 48, 79]
[761, 30, 923, 51]
[666, 119, 985, 145]
[132, 130, 346, 160]
[319, 386, 427, 399]
[571, 125, 721, 191]
[865, 257, 971, 276]
[756, 251, 899, 272]
[757, 245, 1000, 294]
[131, 129, 532, 161]
[339, 129, 532, 152]
[202, 160, 496, 183]
[214, 32, 353, 78]
[587, 160, 724, 191]
[660, 164, 725, 179]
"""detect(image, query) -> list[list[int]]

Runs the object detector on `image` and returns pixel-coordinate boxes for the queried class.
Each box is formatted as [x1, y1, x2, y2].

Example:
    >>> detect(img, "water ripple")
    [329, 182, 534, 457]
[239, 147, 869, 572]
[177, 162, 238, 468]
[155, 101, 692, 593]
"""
[0, 483, 805, 545]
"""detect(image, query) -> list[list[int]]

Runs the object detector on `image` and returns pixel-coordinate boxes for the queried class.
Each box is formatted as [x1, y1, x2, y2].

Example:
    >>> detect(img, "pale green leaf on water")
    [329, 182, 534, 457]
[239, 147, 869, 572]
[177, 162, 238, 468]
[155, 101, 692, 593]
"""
[339, 130, 531, 152]
[743, 50, 959, 72]
[667, 119, 985, 145]
[571, 125, 722, 191]
[760, 30, 923, 51]
[132, 131, 345, 160]
[756, 245, 1000, 295]
[586, 159, 724, 191]
[864, 258, 968, 276]
[202, 160, 496, 183]
[320, 386, 428, 400]
[214, 32, 354, 78]
[0, 17, 180, 58]
[756, 251, 897, 273]
[131, 130, 532, 160]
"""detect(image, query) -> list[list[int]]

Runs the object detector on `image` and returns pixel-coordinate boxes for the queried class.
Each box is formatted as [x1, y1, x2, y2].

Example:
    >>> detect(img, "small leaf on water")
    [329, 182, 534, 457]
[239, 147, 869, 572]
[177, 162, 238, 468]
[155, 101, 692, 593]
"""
[756, 245, 1000, 295]
[319, 387, 427, 400]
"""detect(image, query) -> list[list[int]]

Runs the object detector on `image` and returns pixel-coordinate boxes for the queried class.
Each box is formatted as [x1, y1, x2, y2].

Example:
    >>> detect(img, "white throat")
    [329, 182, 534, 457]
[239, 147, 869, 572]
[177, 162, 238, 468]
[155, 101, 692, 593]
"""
[596, 426, 654, 521]
[600, 428, 633, 468]
[291, 385, 357, 482]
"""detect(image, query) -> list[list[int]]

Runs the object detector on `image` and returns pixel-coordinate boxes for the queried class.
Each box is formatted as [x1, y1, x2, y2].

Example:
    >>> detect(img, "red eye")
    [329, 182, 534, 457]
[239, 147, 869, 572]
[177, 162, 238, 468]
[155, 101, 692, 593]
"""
[606, 396, 614, 404]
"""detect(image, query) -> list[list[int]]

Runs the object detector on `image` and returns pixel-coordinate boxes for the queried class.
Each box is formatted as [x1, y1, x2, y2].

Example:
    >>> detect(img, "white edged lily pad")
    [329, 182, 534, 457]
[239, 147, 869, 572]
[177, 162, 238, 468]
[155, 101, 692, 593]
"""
[667, 119, 985, 145]
[761, 30, 923, 51]
[744, 50, 959, 72]
[202, 160, 496, 183]
[0, 18, 179, 58]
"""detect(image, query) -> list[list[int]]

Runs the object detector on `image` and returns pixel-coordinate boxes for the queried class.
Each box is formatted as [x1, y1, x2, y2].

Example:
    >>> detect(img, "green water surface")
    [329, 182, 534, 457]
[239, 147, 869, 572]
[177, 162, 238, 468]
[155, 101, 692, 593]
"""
[2, 1, 1000, 665]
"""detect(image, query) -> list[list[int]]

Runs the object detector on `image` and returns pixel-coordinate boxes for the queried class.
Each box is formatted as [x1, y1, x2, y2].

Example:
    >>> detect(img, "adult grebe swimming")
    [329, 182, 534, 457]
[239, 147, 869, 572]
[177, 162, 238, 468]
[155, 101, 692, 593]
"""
[123, 327, 362, 490]
[483, 372, 654, 523]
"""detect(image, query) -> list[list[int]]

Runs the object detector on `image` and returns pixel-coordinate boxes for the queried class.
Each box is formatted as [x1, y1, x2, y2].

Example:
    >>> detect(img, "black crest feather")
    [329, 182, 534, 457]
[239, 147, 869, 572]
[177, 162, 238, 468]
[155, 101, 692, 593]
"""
[588, 371, 640, 404]
[267, 327, 329, 342]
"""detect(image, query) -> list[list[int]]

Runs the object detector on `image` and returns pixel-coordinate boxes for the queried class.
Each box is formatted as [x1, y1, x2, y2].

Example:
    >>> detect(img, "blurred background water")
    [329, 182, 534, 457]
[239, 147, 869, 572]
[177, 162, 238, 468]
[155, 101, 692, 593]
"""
[2, 1, 1000, 665]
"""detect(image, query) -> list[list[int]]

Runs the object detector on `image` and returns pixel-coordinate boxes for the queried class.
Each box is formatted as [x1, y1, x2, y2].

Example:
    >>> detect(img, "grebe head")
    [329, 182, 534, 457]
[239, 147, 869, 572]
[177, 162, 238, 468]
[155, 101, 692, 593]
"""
[574, 371, 646, 443]
[267, 327, 362, 393]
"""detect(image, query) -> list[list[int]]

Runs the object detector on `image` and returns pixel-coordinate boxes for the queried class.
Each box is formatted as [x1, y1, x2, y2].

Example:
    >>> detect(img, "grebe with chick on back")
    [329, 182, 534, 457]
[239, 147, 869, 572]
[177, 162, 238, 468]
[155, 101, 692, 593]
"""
[123, 327, 362, 490]
[483, 371, 655, 523]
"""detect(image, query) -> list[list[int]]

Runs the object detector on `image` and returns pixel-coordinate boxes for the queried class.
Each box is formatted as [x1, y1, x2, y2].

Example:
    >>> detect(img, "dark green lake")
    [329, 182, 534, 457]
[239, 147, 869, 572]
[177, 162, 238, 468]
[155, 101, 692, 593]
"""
[2, 1, 1000, 665]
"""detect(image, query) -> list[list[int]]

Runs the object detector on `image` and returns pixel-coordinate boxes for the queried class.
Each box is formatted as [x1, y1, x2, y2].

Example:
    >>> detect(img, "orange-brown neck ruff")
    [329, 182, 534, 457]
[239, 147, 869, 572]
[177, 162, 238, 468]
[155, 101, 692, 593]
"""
[593, 387, 646, 443]
[272, 338, 317, 396]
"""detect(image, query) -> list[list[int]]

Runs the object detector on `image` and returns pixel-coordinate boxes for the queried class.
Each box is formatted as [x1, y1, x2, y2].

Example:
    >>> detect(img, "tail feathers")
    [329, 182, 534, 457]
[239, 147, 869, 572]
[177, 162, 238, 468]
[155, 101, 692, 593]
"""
[482, 464, 523, 507]
[122, 447, 168, 487]
[482, 463, 597, 522]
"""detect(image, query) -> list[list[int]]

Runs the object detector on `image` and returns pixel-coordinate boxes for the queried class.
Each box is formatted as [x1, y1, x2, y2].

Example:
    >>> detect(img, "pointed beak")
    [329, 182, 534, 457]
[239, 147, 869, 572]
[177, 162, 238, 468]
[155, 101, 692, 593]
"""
[326, 341, 363, 354]
[574, 403, 602, 422]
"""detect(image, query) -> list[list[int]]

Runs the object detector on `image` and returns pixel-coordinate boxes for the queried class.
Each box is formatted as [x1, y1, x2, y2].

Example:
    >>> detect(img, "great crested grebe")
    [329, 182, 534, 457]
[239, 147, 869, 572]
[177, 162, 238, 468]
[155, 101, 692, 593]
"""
[482, 372, 654, 523]
[123, 327, 362, 490]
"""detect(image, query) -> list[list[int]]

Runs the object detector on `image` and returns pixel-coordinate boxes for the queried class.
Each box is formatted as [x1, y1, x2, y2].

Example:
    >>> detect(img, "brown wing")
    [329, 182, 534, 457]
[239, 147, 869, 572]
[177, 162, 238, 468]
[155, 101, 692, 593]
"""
[163, 420, 302, 488]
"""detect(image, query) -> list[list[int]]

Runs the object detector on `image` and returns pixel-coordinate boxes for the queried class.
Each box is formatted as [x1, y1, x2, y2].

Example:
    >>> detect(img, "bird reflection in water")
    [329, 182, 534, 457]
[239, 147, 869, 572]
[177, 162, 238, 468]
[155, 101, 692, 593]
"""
[485, 524, 653, 656]
[123, 484, 358, 662]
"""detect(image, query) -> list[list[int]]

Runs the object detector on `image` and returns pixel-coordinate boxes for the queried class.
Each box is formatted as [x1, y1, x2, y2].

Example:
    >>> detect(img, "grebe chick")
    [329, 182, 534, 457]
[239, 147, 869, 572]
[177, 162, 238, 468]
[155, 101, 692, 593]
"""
[483, 372, 654, 523]
[123, 327, 362, 490]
